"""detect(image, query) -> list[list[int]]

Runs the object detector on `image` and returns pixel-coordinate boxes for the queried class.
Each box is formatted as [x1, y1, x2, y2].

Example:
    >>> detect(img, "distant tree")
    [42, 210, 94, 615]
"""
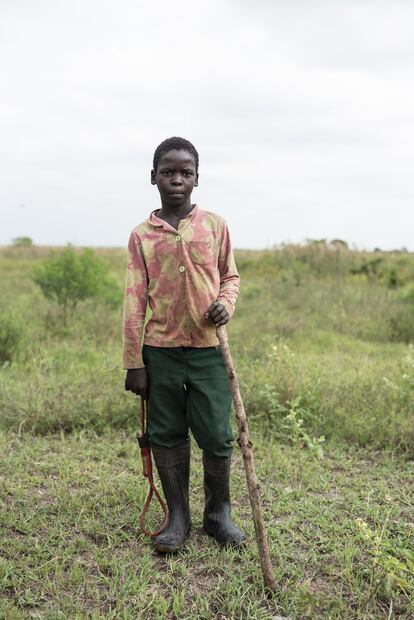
[330, 239, 348, 249]
[12, 236, 33, 247]
[305, 239, 327, 246]
[32, 247, 121, 323]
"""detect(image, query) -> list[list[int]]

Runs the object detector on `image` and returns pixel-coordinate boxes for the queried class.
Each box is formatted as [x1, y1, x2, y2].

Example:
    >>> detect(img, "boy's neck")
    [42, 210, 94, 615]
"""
[157, 199, 195, 228]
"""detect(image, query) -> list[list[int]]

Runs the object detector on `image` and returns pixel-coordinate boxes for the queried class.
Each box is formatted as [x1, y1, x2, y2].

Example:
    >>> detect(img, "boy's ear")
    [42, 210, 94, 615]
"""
[194, 172, 199, 187]
[150, 169, 156, 185]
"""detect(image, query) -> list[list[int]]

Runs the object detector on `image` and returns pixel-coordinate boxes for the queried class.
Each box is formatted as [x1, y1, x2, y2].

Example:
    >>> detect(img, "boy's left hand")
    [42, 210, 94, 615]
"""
[204, 301, 229, 326]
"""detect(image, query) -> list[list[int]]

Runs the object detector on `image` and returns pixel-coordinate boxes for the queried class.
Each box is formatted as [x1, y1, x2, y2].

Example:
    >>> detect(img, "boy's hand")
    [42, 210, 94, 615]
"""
[125, 368, 148, 399]
[204, 301, 229, 326]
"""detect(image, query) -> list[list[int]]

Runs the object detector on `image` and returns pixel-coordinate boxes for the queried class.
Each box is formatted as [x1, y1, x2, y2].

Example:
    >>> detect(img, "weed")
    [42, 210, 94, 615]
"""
[282, 396, 325, 458]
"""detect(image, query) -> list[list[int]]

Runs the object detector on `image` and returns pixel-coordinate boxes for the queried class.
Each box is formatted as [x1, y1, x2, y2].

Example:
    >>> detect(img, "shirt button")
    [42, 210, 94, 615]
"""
[176, 235, 181, 241]
[179, 265, 185, 272]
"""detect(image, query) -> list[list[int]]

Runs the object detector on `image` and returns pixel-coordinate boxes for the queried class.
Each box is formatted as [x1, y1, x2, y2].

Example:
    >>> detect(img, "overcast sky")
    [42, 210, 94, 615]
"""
[1, 0, 413, 250]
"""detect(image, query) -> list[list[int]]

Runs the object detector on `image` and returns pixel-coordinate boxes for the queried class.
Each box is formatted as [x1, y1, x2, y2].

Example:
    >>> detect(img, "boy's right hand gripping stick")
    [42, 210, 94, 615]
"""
[216, 325, 276, 593]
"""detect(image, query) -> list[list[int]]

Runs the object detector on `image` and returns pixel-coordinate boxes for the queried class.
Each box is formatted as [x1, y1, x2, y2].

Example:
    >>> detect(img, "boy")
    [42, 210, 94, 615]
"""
[123, 137, 246, 553]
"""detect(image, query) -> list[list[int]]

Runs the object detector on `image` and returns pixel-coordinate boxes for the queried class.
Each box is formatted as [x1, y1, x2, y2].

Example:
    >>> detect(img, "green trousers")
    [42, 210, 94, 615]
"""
[142, 345, 234, 458]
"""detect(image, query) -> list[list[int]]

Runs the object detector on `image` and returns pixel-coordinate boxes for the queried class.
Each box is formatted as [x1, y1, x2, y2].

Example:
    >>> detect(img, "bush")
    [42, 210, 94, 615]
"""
[31, 247, 122, 323]
[12, 236, 33, 247]
[0, 312, 22, 363]
[387, 285, 414, 343]
[388, 307, 414, 343]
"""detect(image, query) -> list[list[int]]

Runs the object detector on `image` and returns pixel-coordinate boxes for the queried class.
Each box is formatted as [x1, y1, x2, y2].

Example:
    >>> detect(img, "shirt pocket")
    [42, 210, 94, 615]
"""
[189, 241, 214, 265]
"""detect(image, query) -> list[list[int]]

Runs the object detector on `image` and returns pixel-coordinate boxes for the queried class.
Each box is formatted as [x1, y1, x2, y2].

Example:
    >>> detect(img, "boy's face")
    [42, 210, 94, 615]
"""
[151, 149, 198, 207]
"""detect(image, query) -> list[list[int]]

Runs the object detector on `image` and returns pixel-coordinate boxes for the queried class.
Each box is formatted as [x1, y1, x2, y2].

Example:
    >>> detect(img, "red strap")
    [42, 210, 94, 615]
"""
[138, 398, 169, 537]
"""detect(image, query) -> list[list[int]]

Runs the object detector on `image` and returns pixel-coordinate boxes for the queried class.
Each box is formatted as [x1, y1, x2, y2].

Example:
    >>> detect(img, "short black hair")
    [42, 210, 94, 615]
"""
[153, 137, 199, 172]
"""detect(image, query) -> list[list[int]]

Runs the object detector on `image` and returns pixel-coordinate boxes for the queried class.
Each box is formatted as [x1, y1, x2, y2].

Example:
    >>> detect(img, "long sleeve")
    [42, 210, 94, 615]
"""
[122, 231, 148, 369]
[216, 219, 240, 318]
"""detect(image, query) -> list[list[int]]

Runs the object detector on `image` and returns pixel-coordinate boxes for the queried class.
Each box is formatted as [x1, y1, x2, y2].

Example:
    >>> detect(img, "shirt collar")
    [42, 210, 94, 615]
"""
[149, 204, 198, 228]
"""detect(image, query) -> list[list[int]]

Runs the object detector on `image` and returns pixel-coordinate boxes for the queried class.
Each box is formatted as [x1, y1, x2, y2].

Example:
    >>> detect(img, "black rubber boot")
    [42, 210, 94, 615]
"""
[203, 451, 247, 546]
[151, 439, 191, 553]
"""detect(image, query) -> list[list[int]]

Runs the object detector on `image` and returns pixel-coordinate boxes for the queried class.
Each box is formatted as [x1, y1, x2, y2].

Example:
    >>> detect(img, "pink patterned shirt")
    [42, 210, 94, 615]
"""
[123, 205, 240, 369]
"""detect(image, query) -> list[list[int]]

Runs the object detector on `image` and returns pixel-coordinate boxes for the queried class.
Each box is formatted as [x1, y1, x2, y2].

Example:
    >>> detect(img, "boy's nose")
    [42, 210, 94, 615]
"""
[171, 175, 183, 185]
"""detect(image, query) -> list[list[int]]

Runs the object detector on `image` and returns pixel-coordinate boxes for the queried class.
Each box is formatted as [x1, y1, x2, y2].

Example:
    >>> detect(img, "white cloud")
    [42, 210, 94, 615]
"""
[0, 0, 413, 249]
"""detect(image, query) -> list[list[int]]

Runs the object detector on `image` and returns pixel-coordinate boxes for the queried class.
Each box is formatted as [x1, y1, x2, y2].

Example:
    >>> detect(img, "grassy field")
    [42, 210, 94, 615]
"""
[0, 242, 413, 619]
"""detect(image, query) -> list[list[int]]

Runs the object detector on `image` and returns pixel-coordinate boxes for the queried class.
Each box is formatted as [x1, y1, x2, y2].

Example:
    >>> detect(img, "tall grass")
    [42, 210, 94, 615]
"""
[0, 243, 413, 455]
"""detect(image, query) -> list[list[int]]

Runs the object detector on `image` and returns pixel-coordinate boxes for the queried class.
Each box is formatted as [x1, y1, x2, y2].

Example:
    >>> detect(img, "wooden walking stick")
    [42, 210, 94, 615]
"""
[217, 325, 276, 592]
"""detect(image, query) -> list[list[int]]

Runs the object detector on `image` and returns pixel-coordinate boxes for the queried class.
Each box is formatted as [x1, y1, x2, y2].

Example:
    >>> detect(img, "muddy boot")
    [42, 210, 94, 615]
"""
[151, 439, 191, 553]
[203, 451, 247, 546]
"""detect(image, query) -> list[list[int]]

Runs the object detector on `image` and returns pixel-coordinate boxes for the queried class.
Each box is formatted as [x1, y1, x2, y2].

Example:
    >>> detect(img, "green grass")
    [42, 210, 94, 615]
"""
[1, 243, 414, 618]
[1, 244, 413, 451]
[1, 431, 413, 619]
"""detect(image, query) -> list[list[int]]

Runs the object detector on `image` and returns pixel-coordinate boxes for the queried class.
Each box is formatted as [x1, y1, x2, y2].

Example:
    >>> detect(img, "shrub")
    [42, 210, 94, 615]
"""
[31, 247, 122, 323]
[388, 307, 414, 343]
[12, 236, 33, 247]
[387, 285, 414, 343]
[0, 312, 22, 363]
[399, 283, 414, 304]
